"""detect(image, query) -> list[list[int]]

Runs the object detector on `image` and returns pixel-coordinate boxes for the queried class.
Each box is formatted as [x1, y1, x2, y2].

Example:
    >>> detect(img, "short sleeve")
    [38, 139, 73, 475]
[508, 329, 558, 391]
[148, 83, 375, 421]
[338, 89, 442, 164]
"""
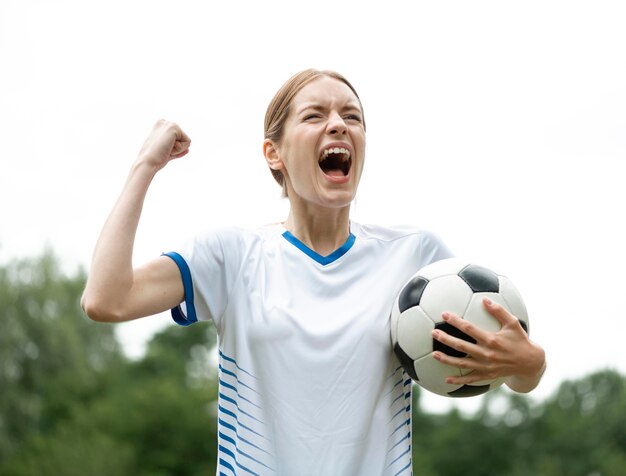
[418, 229, 455, 267]
[162, 228, 244, 332]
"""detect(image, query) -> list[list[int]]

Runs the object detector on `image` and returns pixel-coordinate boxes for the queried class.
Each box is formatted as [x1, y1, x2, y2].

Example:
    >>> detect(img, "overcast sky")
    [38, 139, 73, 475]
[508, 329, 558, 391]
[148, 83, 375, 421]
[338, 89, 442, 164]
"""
[1, 0, 625, 413]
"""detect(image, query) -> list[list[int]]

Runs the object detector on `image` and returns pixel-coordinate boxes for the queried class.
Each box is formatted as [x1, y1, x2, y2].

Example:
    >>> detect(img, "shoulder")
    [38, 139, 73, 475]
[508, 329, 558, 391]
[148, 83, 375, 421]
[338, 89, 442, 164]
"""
[351, 222, 454, 263]
[351, 222, 443, 244]
[191, 223, 284, 250]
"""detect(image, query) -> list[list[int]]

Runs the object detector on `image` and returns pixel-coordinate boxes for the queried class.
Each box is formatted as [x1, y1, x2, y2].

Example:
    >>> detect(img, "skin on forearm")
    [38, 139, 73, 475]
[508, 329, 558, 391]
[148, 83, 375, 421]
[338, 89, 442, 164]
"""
[81, 161, 158, 321]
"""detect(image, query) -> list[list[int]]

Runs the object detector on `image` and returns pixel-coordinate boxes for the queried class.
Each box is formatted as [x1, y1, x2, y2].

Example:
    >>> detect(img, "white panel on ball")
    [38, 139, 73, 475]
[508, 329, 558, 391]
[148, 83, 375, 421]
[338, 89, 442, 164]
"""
[413, 354, 462, 396]
[498, 276, 529, 328]
[396, 306, 435, 360]
[470, 376, 506, 388]
[418, 275, 474, 322]
[390, 307, 399, 347]
[463, 293, 506, 334]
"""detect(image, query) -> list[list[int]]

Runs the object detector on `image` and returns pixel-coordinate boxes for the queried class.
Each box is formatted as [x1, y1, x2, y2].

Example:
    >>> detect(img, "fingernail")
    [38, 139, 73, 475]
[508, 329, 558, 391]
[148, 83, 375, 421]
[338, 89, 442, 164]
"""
[484, 298, 493, 306]
[442, 312, 450, 320]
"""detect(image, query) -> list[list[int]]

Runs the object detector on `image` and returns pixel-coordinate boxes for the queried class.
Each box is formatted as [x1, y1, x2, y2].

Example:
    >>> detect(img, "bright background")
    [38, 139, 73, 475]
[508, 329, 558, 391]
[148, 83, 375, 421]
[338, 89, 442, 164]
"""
[1, 0, 625, 413]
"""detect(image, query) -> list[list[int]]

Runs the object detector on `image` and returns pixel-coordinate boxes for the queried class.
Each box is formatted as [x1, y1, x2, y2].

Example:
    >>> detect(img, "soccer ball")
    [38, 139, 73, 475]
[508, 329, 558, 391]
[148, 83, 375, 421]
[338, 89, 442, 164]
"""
[390, 258, 529, 398]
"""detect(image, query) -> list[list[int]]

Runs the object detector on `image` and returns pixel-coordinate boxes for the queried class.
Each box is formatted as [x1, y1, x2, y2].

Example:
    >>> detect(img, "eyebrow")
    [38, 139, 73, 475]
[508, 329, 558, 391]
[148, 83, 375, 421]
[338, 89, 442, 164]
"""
[296, 102, 362, 114]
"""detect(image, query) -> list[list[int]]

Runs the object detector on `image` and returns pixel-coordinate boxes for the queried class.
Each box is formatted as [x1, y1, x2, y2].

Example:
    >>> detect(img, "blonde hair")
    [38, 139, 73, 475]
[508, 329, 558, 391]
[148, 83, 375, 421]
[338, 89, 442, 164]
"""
[264, 69, 366, 196]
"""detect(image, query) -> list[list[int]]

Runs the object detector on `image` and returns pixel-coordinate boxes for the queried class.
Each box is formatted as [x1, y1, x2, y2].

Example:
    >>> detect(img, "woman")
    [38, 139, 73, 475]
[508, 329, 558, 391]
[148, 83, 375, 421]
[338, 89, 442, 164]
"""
[82, 69, 546, 475]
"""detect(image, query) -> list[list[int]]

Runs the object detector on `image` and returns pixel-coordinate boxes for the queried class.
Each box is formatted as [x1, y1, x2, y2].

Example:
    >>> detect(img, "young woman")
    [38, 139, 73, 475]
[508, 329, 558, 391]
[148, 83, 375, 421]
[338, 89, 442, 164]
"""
[82, 69, 546, 475]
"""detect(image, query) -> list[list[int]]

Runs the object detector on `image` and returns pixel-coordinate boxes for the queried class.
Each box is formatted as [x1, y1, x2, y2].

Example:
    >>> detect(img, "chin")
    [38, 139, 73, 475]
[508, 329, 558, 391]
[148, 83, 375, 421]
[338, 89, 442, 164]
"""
[321, 191, 356, 209]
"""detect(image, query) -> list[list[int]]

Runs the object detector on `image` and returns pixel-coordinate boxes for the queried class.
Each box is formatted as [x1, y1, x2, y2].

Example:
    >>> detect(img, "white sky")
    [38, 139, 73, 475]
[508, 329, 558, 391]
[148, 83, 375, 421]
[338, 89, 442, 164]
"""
[1, 0, 625, 413]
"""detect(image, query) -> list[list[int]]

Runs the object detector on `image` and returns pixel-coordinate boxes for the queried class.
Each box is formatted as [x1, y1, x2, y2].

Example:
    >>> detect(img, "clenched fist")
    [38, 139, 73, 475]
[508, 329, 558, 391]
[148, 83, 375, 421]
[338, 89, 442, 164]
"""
[137, 119, 191, 172]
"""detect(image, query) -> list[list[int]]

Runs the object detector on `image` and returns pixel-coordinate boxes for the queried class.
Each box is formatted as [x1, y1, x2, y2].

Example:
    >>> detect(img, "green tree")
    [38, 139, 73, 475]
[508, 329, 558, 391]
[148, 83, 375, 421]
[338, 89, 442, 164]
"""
[83, 323, 220, 475]
[412, 388, 517, 476]
[0, 251, 122, 466]
[527, 369, 626, 476]
[411, 372, 626, 476]
[0, 251, 219, 475]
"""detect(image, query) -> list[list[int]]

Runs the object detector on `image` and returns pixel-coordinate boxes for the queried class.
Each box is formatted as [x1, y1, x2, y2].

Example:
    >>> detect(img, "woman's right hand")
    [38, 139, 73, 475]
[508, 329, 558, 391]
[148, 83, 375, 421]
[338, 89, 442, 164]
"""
[137, 119, 192, 172]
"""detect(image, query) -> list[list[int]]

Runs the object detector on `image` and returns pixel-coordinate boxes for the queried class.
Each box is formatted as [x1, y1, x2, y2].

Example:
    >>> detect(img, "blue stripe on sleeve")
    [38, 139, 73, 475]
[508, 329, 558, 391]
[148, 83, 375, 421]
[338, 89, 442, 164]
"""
[161, 251, 198, 326]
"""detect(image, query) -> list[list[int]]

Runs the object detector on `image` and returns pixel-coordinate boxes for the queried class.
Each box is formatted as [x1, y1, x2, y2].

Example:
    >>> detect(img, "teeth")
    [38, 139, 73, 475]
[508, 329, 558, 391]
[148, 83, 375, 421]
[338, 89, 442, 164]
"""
[321, 147, 351, 160]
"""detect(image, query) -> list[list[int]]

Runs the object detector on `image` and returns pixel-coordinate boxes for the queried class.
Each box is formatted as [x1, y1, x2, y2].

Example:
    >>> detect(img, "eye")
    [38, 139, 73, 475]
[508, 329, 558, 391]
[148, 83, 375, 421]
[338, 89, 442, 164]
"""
[303, 113, 322, 121]
[344, 114, 363, 123]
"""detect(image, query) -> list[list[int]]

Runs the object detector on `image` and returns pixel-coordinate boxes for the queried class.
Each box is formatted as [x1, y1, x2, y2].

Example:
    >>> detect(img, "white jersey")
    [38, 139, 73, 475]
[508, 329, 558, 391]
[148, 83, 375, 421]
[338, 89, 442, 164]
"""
[165, 222, 453, 476]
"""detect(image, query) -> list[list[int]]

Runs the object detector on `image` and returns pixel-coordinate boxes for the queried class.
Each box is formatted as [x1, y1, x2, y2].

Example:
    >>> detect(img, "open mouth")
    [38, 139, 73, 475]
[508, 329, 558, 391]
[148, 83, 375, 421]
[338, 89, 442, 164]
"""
[319, 147, 351, 177]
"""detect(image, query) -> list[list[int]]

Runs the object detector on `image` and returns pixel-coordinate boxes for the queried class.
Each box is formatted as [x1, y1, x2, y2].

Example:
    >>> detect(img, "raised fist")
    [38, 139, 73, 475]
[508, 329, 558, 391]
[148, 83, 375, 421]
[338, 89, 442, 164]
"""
[137, 119, 191, 171]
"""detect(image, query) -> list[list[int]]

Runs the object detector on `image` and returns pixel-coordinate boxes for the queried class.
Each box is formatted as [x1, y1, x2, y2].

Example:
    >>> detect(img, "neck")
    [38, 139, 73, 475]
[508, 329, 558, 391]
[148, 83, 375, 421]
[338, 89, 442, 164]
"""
[283, 203, 352, 257]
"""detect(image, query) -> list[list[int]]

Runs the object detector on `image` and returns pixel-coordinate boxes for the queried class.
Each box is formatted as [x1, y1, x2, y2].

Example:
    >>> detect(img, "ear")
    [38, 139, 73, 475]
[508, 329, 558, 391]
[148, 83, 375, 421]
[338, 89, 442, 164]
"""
[263, 139, 284, 171]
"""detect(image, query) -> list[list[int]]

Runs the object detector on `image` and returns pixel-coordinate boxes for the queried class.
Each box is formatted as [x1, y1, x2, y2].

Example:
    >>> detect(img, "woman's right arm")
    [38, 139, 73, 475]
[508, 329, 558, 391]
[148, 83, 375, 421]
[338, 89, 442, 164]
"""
[81, 120, 191, 322]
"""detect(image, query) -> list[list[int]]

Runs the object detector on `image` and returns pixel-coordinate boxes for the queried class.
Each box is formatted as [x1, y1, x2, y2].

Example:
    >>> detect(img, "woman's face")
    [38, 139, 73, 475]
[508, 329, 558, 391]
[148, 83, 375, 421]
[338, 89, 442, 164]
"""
[265, 76, 366, 210]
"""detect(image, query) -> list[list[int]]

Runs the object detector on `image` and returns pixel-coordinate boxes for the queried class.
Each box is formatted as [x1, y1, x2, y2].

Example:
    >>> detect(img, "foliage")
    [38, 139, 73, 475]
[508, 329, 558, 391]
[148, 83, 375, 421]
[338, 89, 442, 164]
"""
[0, 251, 218, 475]
[411, 370, 626, 476]
[1, 250, 625, 475]
[0, 251, 121, 463]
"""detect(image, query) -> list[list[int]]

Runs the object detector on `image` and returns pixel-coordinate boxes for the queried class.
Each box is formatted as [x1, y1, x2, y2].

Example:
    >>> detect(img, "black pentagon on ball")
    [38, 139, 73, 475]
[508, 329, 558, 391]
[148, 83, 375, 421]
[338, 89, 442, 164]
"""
[458, 264, 499, 293]
[393, 343, 419, 381]
[448, 384, 491, 398]
[519, 320, 529, 334]
[433, 322, 477, 358]
[398, 276, 429, 313]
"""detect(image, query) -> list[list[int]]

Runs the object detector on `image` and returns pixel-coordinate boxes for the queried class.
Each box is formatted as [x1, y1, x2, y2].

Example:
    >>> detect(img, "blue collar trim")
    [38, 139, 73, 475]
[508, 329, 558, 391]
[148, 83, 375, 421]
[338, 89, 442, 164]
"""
[282, 230, 356, 266]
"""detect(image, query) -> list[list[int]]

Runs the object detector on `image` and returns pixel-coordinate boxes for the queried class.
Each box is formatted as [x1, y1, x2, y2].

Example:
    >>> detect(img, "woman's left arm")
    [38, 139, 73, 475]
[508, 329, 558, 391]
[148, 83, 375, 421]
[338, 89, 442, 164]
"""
[431, 297, 546, 393]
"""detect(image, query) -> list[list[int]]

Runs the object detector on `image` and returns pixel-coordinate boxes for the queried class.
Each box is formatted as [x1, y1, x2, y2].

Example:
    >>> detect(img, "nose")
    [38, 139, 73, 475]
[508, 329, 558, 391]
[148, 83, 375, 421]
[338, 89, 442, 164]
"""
[326, 111, 347, 136]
